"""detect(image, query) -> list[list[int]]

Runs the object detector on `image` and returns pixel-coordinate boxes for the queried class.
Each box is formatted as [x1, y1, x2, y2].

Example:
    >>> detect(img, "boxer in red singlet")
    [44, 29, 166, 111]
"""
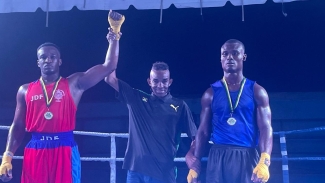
[0, 10, 125, 183]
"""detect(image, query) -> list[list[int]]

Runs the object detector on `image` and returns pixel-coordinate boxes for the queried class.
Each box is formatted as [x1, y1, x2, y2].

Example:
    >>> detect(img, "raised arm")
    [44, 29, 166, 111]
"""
[251, 83, 273, 183]
[0, 84, 27, 181]
[186, 87, 213, 183]
[104, 70, 119, 92]
[68, 11, 124, 92]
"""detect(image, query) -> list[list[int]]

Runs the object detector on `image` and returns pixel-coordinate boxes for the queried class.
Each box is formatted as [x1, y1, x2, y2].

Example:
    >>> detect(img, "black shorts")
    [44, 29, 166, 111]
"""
[206, 144, 259, 183]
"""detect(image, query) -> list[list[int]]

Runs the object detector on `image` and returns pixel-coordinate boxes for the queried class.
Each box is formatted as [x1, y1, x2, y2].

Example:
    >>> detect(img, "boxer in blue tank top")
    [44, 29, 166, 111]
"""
[186, 39, 273, 183]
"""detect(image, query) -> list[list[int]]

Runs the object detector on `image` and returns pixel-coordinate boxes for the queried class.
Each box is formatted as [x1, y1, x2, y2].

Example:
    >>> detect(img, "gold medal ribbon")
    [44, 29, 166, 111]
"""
[222, 77, 246, 114]
[40, 76, 62, 108]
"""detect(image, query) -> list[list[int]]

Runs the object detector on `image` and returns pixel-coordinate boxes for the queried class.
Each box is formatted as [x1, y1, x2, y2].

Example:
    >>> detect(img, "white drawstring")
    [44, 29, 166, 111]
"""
[241, 0, 245, 22]
[160, 0, 163, 23]
[46, 0, 49, 27]
[282, 0, 288, 17]
[200, 0, 203, 16]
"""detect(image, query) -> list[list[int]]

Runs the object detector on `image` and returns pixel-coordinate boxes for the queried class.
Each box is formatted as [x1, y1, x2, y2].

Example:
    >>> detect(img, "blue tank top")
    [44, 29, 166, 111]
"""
[210, 78, 258, 147]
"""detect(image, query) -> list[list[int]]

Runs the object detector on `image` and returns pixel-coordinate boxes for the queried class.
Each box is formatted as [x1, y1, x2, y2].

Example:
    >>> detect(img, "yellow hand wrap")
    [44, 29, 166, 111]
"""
[0, 151, 13, 176]
[253, 152, 270, 182]
[187, 169, 198, 183]
[108, 13, 125, 40]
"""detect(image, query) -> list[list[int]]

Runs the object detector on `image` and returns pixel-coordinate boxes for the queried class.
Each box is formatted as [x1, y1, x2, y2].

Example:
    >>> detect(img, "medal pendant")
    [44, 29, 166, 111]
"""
[44, 111, 53, 120]
[227, 117, 236, 125]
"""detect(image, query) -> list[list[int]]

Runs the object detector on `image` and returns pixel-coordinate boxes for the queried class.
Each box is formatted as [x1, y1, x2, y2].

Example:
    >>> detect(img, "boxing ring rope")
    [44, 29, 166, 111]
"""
[272, 126, 325, 183]
[1, 125, 325, 183]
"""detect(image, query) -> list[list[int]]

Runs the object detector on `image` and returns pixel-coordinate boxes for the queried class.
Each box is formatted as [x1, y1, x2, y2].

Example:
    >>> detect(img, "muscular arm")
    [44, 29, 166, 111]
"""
[254, 84, 273, 155]
[194, 88, 213, 159]
[6, 85, 27, 154]
[185, 139, 199, 171]
[186, 88, 213, 181]
[103, 10, 124, 92]
[68, 36, 119, 92]
[67, 11, 124, 105]
[66, 29, 121, 106]
[104, 70, 119, 92]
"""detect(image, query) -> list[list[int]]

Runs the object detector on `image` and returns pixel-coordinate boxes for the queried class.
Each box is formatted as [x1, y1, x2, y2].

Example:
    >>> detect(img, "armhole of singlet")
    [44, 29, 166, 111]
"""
[252, 80, 257, 103]
[210, 82, 218, 110]
[25, 82, 34, 105]
[64, 78, 77, 111]
[209, 85, 213, 110]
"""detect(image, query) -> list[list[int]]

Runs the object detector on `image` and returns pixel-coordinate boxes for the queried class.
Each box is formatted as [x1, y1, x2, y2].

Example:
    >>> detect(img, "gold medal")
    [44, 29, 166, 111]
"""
[40, 76, 62, 120]
[44, 111, 53, 120]
[222, 77, 246, 126]
[227, 117, 236, 125]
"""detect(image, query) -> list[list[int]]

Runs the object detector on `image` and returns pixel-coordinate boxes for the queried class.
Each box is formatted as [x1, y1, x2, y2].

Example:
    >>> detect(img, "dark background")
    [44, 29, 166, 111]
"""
[0, 0, 324, 104]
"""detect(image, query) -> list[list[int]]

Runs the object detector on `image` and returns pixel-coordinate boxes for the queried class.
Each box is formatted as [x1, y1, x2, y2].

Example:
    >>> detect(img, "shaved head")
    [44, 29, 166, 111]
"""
[222, 39, 245, 52]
